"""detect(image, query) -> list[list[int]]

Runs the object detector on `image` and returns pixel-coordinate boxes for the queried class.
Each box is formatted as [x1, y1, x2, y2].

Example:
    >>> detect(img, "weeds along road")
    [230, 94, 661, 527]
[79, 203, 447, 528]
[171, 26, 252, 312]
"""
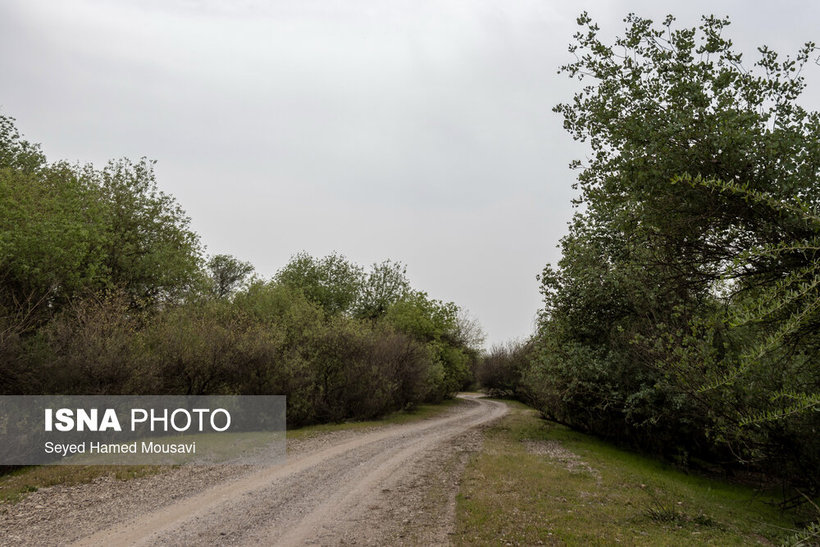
[3, 394, 507, 546]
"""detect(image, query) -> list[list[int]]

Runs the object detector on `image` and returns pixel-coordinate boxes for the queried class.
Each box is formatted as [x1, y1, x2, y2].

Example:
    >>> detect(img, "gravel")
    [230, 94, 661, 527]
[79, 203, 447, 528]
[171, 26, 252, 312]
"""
[0, 395, 507, 546]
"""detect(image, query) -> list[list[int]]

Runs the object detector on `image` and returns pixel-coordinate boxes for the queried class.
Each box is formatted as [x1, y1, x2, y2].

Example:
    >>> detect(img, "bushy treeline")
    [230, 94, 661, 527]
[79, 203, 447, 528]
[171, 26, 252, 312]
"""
[480, 15, 819, 492]
[474, 340, 533, 400]
[0, 116, 480, 426]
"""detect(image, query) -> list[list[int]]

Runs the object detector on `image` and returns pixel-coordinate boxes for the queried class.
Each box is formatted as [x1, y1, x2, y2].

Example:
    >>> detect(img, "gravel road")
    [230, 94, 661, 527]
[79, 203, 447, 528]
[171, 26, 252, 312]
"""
[1, 394, 507, 546]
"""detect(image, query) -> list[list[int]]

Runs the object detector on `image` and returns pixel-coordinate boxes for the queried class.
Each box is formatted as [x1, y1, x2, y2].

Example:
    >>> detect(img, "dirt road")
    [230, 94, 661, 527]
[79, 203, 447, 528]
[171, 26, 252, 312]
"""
[1, 394, 507, 546]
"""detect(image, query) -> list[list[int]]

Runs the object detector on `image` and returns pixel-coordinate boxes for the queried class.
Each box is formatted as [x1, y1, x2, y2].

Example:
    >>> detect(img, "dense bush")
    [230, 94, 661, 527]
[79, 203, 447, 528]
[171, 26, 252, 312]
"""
[12, 284, 469, 425]
[475, 340, 532, 399]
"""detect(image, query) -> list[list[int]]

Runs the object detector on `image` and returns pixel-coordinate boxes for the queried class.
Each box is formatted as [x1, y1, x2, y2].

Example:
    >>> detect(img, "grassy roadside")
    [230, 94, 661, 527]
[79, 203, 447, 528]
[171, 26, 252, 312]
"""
[0, 465, 161, 505]
[0, 398, 463, 506]
[455, 400, 809, 546]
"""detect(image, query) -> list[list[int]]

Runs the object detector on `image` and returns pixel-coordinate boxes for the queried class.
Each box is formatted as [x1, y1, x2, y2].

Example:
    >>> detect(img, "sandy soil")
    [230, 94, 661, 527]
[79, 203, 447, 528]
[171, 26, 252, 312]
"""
[0, 394, 507, 546]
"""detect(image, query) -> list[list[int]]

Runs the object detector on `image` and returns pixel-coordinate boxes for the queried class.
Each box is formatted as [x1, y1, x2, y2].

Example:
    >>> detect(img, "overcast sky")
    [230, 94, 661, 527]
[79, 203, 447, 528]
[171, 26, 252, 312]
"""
[1, 0, 818, 346]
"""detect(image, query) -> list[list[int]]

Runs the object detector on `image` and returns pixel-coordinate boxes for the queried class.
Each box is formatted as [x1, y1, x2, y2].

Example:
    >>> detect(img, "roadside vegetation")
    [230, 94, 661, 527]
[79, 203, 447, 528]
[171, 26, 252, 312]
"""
[456, 402, 809, 545]
[475, 13, 819, 542]
[478, 12, 819, 501]
[0, 115, 482, 429]
[0, 465, 161, 505]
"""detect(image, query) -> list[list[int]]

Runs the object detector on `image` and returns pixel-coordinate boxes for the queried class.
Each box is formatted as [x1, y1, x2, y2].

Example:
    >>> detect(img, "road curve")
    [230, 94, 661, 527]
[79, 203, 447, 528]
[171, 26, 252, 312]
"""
[70, 394, 507, 546]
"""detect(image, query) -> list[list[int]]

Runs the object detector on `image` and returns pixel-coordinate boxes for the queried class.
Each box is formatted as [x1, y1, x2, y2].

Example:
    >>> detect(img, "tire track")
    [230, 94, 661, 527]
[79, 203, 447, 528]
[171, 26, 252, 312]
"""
[71, 395, 507, 546]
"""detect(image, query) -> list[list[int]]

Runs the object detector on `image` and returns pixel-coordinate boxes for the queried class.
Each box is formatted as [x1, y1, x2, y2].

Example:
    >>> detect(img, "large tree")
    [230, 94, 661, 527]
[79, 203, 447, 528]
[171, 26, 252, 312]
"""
[355, 259, 411, 320]
[274, 251, 364, 316]
[207, 254, 255, 299]
[531, 13, 819, 481]
[0, 116, 203, 317]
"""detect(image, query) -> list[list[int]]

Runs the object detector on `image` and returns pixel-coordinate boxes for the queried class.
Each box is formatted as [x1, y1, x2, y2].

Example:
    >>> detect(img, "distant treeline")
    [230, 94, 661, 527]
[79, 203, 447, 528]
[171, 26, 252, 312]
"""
[0, 115, 481, 427]
[478, 14, 819, 494]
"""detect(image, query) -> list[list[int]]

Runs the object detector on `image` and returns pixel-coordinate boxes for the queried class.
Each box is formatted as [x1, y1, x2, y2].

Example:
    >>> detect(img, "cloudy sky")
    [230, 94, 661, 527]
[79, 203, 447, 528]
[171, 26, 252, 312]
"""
[1, 0, 818, 346]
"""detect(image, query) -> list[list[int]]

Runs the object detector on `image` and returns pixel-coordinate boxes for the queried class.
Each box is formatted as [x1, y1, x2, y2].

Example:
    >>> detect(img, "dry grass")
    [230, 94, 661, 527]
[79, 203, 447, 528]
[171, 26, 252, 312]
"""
[0, 465, 163, 505]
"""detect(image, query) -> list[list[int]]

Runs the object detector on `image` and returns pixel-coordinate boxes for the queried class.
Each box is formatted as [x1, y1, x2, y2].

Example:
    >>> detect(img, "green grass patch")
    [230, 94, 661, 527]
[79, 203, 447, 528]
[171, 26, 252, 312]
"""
[455, 403, 805, 545]
[0, 465, 163, 505]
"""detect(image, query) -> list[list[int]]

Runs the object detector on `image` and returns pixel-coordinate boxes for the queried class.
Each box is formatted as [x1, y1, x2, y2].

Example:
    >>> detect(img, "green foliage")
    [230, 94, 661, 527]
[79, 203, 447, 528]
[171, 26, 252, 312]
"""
[94, 158, 203, 305]
[526, 12, 820, 488]
[679, 175, 820, 392]
[784, 521, 820, 547]
[383, 290, 456, 342]
[0, 115, 47, 173]
[0, 160, 108, 313]
[275, 251, 364, 316]
[384, 290, 472, 399]
[475, 340, 533, 398]
[207, 254, 254, 298]
[1, 114, 482, 432]
[355, 259, 410, 319]
[0, 116, 203, 318]
[16, 283, 459, 425]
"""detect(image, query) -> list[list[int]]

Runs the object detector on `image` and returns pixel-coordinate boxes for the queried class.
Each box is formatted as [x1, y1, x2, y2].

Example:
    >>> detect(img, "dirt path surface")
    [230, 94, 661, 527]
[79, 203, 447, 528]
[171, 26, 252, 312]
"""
[1, 394, 507, 546]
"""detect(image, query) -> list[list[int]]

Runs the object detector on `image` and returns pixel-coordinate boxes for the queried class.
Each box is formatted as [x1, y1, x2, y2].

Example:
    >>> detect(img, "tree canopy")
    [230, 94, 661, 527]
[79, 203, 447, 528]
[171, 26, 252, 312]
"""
[207, 254, 255, 299]
[0, 115, 203, 318]
[522, 13, 819, 488]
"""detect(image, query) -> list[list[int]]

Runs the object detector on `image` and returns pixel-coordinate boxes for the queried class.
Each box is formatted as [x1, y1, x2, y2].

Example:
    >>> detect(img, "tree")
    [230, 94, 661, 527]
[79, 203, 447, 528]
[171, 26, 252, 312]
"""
[0, 115, 47, 173]
[476, 340, 532, 398]
[679, 175, 820, 424]
[530, 12, 820, 478]
[274, 251, 363, 316]
[207, 254, 254, 298]
[384, 291, 472, 399]
[1, 116, 204, 315]
[0, 160, 108, 315]
[553, 12, 818, 281]
[355, 260, 411, 319]
[95, 158, 203, 305]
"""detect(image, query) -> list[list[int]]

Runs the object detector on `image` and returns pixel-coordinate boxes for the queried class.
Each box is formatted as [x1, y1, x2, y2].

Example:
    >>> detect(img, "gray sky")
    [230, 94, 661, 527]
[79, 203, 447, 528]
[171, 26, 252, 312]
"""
[1, 0, 818, 347]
